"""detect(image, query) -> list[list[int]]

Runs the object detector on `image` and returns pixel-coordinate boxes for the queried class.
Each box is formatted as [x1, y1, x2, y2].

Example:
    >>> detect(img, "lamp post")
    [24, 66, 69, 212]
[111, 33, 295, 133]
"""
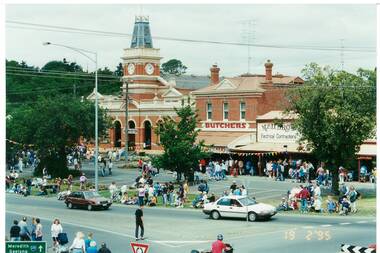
[43, 42, 100, 192]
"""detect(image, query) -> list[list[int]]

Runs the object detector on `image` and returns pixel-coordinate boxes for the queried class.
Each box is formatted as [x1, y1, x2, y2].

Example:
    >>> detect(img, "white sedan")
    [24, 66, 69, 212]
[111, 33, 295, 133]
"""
[203, 195, 277, 221]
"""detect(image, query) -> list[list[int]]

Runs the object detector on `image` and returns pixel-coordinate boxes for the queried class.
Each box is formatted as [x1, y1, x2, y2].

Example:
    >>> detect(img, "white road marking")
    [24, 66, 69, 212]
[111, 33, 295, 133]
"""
[302, 226, 314, 229]
[339, 222, 351, 225]
[357, 221, 369, 224]
[320, 224, 332, 227]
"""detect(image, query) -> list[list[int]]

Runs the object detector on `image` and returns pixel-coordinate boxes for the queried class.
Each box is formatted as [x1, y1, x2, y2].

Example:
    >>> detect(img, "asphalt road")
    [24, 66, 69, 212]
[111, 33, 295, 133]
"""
[6, 194, 376, 253]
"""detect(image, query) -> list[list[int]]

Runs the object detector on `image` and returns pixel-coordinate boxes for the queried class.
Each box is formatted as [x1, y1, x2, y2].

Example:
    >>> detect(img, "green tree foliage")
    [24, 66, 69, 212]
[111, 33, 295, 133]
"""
[153, 101, 209, 182]
[115, 63, 124, 77]
[287, 63, 376, 194]
[161, 59, 187, 75]
[6, 95, 111, 178]
[6, 59, 122, 112]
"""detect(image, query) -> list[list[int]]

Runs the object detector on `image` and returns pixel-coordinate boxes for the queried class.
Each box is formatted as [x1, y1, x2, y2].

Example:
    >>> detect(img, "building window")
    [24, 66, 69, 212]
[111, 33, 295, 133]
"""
[207, 102, 212, 121]
[223, 102, 229, 121]
[240, 102, 246, 120]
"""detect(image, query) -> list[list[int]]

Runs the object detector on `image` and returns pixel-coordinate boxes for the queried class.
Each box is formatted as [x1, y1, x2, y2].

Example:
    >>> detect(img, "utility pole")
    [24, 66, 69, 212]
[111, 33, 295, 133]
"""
[340, 39, 345, 71]
[124, 81, 129, 167]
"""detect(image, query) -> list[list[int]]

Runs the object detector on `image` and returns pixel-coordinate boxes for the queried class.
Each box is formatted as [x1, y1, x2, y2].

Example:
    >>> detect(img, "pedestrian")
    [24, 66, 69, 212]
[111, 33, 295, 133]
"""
[51, 218, 63, 248]
[138, 185, 145, 206]
[10, 220, 21, 241]
[67, 174, 73, 191]
[19, 217, 31, 241]
[35, 218, 43, 241]
[80, 173, 87, 190]
[31, 218, 37, 241]
[135, 205, 144, 241]
[87, 240, 98, 253]
[85, 232, 95, 251]
[298, 185, 310, 214]
[108, 160, 113, 176]
[98, 242, 111, 253]
[69, 231, 86, 253]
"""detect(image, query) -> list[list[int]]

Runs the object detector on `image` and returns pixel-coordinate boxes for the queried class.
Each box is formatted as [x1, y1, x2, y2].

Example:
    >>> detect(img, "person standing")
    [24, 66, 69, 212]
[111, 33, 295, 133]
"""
[67, 175, 73, 191]
[30, 218, 37, 241]
[10, 220, 21, 241]
[80, 173, 87, 190]
[87, 241, 97, 253]
[135, 205, 144, 241]
[51, 219, 63, 248]
[35, 218, 43, 241]
[19, 217, 30, 241]
[69, 231, 86, 253]
[298, 185, 310, 214]
[108, 160, 113, 176]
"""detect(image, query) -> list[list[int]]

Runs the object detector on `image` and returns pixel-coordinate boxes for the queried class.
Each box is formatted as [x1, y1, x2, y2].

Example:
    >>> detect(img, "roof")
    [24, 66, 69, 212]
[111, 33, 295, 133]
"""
[357, 143, 377, 157]
[256, 111, 298, 121]
[130, 16, 153, 48]
[192, 75, 303, 95]
[161, 74, 210, 90]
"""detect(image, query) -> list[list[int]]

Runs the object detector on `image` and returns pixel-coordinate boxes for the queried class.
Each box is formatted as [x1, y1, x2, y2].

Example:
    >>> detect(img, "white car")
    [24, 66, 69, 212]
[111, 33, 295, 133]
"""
[203, 195, 277, 221]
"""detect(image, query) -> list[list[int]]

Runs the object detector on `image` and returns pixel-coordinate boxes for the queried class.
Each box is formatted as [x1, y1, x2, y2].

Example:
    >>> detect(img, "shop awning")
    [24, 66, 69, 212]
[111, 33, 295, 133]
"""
[231, 142, 310, 153]
[357, 143, 377, 157]
[197, 131, 247, 147]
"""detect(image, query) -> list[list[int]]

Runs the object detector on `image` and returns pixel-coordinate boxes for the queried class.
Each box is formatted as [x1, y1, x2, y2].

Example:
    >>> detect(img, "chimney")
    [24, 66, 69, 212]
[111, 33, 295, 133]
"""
[210, 63, 220, 85]
[265, 60, 273, 82]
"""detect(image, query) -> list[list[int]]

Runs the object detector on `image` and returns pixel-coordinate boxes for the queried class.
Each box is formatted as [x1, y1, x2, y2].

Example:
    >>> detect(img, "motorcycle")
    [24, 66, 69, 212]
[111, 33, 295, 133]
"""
[191, 243, 233, 253]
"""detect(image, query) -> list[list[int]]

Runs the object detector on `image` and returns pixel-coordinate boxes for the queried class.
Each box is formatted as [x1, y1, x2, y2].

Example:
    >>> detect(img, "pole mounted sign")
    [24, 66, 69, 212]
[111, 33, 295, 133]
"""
[5, 241, 47, 253]
[130, 242, 149, 253]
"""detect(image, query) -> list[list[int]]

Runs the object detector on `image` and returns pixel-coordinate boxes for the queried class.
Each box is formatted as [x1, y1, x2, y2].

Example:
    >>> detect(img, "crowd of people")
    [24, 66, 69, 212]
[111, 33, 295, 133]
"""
[9, 216, 112, 253]
[276, 182, 360, 215]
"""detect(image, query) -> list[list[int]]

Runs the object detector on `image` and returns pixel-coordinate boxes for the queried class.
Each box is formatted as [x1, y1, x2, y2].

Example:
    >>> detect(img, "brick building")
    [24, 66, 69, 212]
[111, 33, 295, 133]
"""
[192, 61, 304, 153]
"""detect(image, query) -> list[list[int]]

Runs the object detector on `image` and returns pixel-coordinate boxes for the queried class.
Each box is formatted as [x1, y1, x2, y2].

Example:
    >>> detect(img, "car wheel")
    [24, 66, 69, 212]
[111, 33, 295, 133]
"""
[103, 206, 109, 210]
[67, 202, 73, 209]
[248, 212, 257, 222]
[87, 204, 93, 211]
[211, 210, 220, 220]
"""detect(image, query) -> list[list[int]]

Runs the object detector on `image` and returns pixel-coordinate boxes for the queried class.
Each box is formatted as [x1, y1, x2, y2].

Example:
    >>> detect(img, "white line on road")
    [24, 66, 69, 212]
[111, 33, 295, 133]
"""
[301, 226, 314, 229]
[356, 221, 369, 224]
[320, 224, 332, 227]
[339, 223, 351, 225]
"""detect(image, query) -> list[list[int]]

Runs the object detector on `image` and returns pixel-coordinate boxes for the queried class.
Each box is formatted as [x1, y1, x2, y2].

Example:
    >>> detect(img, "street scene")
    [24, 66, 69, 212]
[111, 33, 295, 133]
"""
[4, 4, 377, 253]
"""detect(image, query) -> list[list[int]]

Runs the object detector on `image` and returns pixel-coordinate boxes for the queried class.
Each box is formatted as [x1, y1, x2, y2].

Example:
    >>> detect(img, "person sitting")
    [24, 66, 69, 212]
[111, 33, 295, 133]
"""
[326, 196, 336, 214]
[277, 197, 290, 211]
[313, 197, 322, 213]
[192, 193, 203, 208]
[126, 195, 138, 205]
[121, 192, 129, 205]
[37, 186, 48, 196]
[148, 196, 157, 207]
[208, 193, 216, 203]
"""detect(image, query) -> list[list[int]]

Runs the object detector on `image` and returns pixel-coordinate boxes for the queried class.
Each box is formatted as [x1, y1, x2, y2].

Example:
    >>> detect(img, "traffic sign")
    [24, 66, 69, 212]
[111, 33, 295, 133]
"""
[130, 242, 149, 253]
[5, 241, 47, 253]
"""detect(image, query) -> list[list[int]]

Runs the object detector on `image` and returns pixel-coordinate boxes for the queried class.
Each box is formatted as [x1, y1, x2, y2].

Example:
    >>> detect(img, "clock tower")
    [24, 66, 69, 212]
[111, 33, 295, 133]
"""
[122, 16, 162, 79]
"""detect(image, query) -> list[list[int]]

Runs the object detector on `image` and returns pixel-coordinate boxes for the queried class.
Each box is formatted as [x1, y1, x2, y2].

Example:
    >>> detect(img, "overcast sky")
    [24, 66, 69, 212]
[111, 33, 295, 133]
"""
[5, 4, 377, 77]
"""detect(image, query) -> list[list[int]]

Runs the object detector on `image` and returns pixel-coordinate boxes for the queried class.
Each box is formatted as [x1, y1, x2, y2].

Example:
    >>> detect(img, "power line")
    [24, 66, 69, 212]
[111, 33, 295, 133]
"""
[6, 20, 375, 52]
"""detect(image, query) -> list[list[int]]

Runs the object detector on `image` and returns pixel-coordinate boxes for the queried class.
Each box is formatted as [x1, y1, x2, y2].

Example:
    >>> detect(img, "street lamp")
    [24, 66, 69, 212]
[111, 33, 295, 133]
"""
[43, 41, 100, 192]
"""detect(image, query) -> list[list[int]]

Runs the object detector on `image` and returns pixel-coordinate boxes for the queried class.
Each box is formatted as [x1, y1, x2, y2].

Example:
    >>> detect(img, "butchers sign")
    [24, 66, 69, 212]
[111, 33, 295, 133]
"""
[201, 121, 250, 131]
[257, 122, 300, 143]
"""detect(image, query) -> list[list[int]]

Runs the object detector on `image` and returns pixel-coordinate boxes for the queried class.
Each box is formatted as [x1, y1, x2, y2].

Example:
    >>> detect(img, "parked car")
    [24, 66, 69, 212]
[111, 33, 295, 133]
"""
[65, 191, 112, 211]
[203, 196, 277, 221]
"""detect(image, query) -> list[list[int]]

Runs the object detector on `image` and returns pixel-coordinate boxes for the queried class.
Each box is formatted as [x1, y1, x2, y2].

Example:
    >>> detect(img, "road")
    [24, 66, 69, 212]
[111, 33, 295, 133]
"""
[6, 194, 375, 253]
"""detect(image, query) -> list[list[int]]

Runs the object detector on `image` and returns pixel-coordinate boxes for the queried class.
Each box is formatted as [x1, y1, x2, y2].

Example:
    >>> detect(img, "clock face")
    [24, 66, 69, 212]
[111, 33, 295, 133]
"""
[127, 63, 135, 75]
[145, 63, 154, 75]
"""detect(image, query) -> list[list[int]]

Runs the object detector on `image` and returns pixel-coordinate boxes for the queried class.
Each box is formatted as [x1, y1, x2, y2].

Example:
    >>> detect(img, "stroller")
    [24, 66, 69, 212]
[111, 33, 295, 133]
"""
[55, 233, 69, 253]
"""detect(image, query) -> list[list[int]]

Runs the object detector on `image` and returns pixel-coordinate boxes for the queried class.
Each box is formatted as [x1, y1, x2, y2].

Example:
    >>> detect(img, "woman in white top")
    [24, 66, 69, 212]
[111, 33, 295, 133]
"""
[51, 219, 63, 248]
[70, 231, 86, 253]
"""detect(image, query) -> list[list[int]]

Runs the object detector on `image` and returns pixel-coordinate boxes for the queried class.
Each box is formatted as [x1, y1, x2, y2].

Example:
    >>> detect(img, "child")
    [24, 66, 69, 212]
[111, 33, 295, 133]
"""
[327, 196, 336, 214]
[340, 197, 350, 215]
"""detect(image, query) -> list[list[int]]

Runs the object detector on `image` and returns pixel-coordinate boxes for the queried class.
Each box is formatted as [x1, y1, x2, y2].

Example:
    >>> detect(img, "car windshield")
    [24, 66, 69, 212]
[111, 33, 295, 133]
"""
[238, 197, 257, 206]
[84, 192, 101, 199]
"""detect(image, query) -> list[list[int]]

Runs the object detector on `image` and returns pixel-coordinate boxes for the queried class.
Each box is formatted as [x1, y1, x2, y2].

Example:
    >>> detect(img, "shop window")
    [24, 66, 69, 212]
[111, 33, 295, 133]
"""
[207, 102, 212, 121]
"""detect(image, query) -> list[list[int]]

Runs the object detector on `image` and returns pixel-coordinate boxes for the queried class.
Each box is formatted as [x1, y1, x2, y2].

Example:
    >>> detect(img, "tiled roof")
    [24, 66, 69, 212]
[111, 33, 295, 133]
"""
[161, 74, 210, 90]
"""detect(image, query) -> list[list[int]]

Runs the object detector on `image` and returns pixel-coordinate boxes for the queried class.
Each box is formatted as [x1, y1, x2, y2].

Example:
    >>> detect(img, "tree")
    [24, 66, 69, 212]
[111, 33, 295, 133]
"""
[161, 59, 187, 75]
[287, 63, 376, 194]
[6, 95, 111, 178]
[153, 100, 210, 182]
[114, 63, 124, 77]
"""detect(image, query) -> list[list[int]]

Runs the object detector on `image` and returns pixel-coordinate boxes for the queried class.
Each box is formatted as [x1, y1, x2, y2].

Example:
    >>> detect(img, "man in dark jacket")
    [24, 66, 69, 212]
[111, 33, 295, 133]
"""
[10, 220, 20, 241]
[97, 242, 111, 253]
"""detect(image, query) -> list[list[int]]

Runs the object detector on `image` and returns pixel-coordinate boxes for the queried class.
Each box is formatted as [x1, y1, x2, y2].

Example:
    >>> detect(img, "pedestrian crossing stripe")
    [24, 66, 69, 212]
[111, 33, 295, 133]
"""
[131, 242, 149, 253]
[341, 244, 376, 253]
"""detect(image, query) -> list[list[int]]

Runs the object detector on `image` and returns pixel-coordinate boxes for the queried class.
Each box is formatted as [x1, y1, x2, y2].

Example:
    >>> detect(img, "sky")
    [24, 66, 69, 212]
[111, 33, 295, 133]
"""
[5, 4, 377, 77]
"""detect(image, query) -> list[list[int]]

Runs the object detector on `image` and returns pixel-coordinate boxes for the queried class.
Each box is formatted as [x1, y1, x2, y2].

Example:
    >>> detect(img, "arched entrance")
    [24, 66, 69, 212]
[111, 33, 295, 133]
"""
[114, 121, 122, 147]
[128, 121, 136, 151]
[143, 121, 152, 150]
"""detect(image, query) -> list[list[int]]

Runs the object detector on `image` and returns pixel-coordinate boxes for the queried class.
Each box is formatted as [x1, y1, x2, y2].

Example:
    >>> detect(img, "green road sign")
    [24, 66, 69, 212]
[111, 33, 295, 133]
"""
[5, 241, 47, 253]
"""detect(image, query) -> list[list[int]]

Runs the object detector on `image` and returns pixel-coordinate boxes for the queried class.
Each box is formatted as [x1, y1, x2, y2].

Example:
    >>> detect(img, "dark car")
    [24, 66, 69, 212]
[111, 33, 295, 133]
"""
[64, 191, 112, 211]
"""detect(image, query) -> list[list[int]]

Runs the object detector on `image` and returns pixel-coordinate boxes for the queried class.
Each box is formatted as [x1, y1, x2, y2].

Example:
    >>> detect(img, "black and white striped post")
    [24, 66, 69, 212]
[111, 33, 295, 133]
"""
[341, 244, 376, 253]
